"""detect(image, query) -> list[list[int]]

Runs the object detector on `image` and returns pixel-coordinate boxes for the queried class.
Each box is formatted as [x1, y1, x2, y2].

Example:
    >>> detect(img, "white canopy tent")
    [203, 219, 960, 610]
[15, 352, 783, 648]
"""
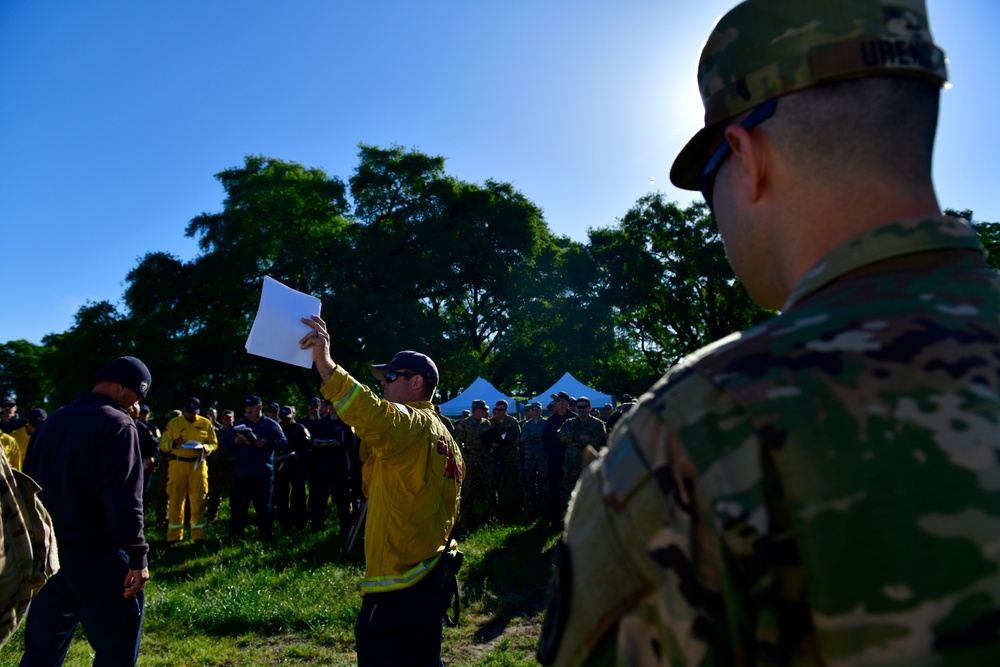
[437, 377, 517, 417]
[527, 372, 613, 409]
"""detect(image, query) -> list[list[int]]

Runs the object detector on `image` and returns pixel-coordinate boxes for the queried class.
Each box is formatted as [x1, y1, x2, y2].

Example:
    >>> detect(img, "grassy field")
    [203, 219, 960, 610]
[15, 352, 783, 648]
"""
[0, 504, 558, 666]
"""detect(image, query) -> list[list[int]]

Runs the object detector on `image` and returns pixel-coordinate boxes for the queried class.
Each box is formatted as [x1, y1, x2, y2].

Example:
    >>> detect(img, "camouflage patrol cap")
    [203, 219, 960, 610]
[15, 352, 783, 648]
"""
[670, 0, 948, 190]
[471, 399, 488, 410]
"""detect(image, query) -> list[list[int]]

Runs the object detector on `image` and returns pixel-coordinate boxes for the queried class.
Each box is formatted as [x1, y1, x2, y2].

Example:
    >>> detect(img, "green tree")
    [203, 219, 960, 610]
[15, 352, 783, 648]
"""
[122, 251, 194, 413]
[347, 144, 452, 370]
[115, 155, 356, 414]
[482, 235, 588, 399]
[946, 208, 1000, 271]
[42, 300, 130, 408]
[0, 340, 49, 413]
[348, 144, 573, 397]
[590, 195, 770, 376]
[179, 155, 355, 409]
[433, 179, 559, 388]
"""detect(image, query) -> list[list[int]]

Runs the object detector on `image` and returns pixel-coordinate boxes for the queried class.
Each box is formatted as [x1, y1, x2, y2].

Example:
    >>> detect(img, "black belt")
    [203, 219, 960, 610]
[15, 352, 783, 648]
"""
[169, 454, 201, 462]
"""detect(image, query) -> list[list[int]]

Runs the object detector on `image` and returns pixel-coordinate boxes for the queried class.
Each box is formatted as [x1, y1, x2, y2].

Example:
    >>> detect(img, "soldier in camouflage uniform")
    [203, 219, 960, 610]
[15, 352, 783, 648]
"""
[453, 399, 495, 519]
[555, 397, 608, 515]
[538, 1, 1000, 665]
[520, 402, 548, 512]
[490, 400, 525, 519]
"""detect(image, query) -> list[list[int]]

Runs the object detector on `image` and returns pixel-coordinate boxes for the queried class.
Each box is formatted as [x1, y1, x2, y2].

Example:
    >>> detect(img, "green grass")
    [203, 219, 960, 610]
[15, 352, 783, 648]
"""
[0, 503, 559, 666]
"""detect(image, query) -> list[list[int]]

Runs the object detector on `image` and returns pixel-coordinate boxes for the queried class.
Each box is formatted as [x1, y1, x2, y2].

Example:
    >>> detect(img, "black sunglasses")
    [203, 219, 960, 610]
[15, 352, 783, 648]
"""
[384, 371, 419, 383]
[699, 97, 777, 208]
[576, 404, 590, 410]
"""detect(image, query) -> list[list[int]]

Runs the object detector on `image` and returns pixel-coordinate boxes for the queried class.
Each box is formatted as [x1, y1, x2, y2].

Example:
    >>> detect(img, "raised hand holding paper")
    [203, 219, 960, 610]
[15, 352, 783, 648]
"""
[245, 276, 321, 368]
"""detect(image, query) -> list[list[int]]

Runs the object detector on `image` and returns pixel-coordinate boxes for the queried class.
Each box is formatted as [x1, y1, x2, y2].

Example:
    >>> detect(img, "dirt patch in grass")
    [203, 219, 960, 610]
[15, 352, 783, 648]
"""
[444, 613, 542, 666]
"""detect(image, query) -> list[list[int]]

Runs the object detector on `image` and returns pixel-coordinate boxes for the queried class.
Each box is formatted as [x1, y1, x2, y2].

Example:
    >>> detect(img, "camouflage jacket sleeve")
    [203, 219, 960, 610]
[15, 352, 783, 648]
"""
[556, 419, 577, 444]
[587, 419, 608, 449]
[557, 418, 608, 449]
[491, 416, 521, 447]
[453, 418, 475, 448]
[540, 368, 767, 667]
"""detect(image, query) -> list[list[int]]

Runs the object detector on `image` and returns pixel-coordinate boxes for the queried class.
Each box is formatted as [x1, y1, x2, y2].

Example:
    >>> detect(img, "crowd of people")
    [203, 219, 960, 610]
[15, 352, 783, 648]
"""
[449, 392, 635, 530]
[2, 379, 639, 556]
[118, 386, 635, 544]
[0, 396, 47, 470]
[132, 395, 362, 546]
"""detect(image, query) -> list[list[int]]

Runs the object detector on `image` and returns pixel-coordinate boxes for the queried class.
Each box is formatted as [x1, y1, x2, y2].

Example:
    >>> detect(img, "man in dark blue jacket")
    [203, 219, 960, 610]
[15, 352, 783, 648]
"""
[223, 395, 287, 541]
[21, 356, 151, 667]
[275, 405, 310, 532]
[306, 401, 354, 535]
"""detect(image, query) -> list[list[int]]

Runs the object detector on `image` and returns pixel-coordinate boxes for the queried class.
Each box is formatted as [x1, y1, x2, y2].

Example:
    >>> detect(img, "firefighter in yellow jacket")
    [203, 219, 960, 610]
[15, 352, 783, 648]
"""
[0, 432, 18, 471]
[160, 397, 217, 544]
[299, 316, 463, 667]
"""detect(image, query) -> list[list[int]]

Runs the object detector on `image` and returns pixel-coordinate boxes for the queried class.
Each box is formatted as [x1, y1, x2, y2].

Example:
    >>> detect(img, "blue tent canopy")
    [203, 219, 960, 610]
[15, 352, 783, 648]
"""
[527, 372, 613, 409]
[437, 377, 516, 417]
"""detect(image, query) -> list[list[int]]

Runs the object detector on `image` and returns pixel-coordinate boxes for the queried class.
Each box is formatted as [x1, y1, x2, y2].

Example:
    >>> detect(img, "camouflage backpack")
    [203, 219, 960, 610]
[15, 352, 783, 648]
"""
[0, 454, 59, 647]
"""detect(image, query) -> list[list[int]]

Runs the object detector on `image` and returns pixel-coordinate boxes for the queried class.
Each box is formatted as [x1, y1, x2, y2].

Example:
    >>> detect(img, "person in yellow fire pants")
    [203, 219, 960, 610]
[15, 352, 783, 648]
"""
[160, 396, 217, 545]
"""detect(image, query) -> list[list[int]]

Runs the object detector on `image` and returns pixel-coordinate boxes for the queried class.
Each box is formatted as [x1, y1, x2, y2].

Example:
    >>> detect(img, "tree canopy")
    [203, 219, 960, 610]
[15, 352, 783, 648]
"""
[4, 148, 988, 417]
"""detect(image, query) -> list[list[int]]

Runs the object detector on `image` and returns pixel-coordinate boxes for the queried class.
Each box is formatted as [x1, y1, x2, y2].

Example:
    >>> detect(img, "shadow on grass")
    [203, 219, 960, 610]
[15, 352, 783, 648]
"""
[459, 520, 557, 645]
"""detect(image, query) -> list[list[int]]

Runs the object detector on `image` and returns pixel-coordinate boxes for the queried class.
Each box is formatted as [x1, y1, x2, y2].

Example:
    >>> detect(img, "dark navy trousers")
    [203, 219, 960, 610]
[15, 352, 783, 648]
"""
[21, 550, 143, 667]
[354, 561, 452, 667]
[229, 474, 273, 540]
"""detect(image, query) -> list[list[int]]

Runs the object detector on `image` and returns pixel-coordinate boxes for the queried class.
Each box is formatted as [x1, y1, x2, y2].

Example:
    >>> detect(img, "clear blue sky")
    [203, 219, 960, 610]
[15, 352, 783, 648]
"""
[1, 0, 996, 345]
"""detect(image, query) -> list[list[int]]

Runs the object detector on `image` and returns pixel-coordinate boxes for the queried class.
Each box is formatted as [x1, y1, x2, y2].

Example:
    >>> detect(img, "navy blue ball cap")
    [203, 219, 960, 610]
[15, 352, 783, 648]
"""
[308, 397, 321, 408]
[245, 395, 262, 407]
[184, 397, 200, 414]
[27, 408, 47, 426]
[0, 396, 14, 407]
[371, 350, 439, 385]
[268, 402, 279, 411]
[96, 356, 152, 398]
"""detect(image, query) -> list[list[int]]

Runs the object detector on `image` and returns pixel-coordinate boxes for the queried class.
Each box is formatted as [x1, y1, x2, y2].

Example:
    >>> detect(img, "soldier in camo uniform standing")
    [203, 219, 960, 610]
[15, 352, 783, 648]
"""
[555, 396, 607, 516]
[453, 399, 495, 520]
[538, 1, 1000, 665]
[520, 402, 548, 513]
[490, 399, 525, 520]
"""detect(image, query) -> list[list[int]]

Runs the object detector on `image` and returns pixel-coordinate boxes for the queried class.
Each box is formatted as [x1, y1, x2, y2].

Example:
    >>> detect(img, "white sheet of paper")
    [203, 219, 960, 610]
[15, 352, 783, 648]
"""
[245, 276, 321, 368]
[182, 441, 204, 449]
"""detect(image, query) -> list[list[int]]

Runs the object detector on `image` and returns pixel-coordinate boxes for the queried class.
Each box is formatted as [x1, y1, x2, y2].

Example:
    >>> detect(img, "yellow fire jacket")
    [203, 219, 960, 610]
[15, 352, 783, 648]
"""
[321, 365, 463, 595]
[160, 414, 218, 456]
[0, 432, 19, 470]
[8, 428, 31, 470]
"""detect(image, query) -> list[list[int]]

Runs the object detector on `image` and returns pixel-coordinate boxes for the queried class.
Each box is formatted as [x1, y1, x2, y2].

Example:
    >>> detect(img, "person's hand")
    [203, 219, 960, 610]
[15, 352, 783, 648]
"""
[256, 438, 269, 449]
[234, 434, 248, 445]
[299, 315, 336, 382]
[173, 436, 185, 448]
[124, 567, 149, 598]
